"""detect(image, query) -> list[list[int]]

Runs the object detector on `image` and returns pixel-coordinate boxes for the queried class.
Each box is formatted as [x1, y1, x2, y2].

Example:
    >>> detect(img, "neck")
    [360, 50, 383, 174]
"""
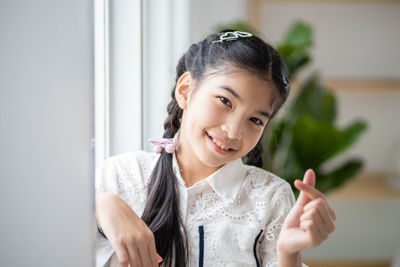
[175, 131, 219, 188]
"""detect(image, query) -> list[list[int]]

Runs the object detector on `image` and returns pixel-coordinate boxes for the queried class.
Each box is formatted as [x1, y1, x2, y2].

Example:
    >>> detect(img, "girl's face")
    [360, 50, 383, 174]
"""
[176, 68, 277, 170]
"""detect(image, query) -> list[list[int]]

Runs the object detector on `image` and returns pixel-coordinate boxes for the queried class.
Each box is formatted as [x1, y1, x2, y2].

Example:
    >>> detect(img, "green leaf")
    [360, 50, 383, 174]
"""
[316, 159, 363, 193]
[277, 21, 313, 50]
[267, 146, 304, 195]
[291, 115, 367, 168]
[263, 120, 286, 156]
[289, 74, 337, 123]
[276, 20, 313, 79]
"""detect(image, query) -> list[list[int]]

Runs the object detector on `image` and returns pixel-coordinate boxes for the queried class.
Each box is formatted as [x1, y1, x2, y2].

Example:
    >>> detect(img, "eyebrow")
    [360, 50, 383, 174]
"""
[220, 86, 242, 101]
[219, 85, 271, 119]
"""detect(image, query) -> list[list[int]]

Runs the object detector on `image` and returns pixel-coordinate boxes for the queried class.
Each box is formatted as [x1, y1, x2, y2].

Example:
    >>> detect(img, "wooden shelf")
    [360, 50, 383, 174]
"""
[327, 171, 400, 199]
[288, 78, 400, 93]
[323, 79, 400, 92]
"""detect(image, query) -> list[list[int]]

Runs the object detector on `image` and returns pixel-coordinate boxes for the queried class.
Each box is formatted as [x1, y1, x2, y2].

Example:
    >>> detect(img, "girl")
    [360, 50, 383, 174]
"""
[95, 30, 336, 267]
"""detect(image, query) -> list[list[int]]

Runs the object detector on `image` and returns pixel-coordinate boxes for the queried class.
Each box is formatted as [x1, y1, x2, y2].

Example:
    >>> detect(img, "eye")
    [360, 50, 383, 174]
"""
[218, 96, 232, 108]
[250, 117, 264, 126]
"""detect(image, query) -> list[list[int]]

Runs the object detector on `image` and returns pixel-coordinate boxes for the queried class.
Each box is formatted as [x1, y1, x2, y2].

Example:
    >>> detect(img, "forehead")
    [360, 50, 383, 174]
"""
[199, 68, 277, 108]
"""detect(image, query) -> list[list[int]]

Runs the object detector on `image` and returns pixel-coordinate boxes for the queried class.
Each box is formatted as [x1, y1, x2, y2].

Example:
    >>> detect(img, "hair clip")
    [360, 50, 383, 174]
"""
[149, 138, 179, 154]
[212, 31, 253, 44]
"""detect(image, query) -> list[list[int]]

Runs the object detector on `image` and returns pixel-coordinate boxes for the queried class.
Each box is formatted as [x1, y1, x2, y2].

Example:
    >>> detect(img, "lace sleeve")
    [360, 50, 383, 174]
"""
[94, 152, 149, 267]
[95, 157, 119, 195]
[259, 182, 294, 267]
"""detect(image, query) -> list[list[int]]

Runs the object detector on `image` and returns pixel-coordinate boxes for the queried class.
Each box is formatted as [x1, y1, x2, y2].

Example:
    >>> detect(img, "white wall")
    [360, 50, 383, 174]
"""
[302, 198, 400, 261]
[190, 0, 247, 42]
[260, 2, 400, 79]
[335, 89, 400, 172]
[0, 0, 94, 266]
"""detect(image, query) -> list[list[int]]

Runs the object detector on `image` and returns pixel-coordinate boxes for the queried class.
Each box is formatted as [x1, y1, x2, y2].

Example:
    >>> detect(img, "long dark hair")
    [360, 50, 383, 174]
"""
[140, 30, 290, 266]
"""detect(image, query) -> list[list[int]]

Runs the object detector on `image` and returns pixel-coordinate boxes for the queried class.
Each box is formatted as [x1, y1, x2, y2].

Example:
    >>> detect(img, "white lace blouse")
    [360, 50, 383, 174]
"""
[95, 150, 299, 267]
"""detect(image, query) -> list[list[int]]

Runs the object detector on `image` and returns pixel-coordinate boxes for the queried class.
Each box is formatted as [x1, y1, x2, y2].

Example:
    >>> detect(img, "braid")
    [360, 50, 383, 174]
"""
[163, 94, 182, 139]
[141, 52, 188, 266]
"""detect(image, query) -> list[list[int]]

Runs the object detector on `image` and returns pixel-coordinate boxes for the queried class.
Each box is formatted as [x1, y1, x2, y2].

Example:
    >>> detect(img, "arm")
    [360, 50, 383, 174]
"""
[94, 156, 162, 267]
[276, 169, 336, 267]
[276, 250, 302, 267]
[96, 192, 162, 267]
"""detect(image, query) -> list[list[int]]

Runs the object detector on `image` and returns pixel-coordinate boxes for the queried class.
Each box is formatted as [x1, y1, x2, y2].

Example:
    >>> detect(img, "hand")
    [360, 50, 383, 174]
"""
[277, 169, 336, 256]
[96, 193, 163, 267]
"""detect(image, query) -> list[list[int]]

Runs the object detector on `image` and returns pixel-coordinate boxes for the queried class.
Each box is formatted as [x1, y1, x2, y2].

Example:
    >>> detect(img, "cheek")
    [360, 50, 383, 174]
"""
[188, 99, 222, 129]
[242, 128, 263, 153]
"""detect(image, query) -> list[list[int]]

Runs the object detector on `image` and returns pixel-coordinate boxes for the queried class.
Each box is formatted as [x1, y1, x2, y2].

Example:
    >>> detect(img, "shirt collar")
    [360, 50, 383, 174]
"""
[172, 152, 248, 204]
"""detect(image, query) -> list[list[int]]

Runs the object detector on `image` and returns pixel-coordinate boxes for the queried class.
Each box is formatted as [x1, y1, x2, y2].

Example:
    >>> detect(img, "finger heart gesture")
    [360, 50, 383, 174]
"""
[277, 169, 336, 256]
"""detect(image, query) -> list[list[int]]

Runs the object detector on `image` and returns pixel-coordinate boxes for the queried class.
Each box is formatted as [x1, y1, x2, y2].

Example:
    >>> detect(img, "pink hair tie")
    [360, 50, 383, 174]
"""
[149, 138, 179, 154]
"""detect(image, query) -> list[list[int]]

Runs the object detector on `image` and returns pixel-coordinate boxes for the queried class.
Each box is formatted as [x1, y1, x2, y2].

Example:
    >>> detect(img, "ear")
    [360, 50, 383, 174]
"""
[175, 71, 193, 110]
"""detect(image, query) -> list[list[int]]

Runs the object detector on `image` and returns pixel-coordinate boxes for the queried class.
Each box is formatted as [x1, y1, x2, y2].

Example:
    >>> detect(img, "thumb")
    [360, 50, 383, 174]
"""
[294, 169, 316, 207]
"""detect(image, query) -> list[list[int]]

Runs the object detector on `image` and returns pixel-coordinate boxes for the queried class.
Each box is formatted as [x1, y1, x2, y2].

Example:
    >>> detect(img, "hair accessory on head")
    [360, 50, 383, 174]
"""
[212, 31, 253, 44]
[149, 138, 179, 154]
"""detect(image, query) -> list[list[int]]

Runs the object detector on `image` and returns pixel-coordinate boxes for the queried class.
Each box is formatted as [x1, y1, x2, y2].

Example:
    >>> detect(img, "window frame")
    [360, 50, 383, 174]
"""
[94, 0, 191, 166]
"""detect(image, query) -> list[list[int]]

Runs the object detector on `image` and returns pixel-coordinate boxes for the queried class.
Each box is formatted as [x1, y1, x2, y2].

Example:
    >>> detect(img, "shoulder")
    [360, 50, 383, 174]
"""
[98, 150, 159, 174]
[95, 150, 160, 193]
[95, 150, 160, 215]
[242, 164, 294, 204]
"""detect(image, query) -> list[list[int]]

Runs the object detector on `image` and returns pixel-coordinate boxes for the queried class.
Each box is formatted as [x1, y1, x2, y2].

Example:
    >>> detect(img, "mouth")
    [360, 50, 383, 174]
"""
[206, 132, 234, 155]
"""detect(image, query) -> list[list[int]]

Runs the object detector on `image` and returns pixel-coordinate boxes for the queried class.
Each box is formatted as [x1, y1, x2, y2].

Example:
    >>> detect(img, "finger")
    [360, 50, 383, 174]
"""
[141, 228, 159, 267]
[330, 207, 337, 221]
[304, 198, 336, 224]
[300, 219, 323, 248]
[281, 200, 304, 230]
[137, 241, 152, 267]
[108, 241, 131, 267]
[147, 247, 158, 267]
[303, 169, 316, 187]
[303, 197, 336, 234]
[300, 205, 323, 225]
[295, 180, 324, 201]
[301, 201, 335, 233]
[146, 237, 159, 267]
[157, 253, 163, 263]
[295, 169, 316, 207]
[126, 244, 142, 267]
[304, 215, 331, 243]
[300, 208, 324, 233]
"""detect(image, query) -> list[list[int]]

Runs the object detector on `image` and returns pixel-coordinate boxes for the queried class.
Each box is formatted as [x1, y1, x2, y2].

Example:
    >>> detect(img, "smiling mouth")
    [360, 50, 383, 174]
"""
[206, 132, 234, 151]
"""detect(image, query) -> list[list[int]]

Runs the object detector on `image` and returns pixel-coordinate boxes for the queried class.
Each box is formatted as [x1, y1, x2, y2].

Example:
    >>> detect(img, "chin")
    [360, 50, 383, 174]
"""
[199, 154, 225, 167]
[201, 147, 241, 167]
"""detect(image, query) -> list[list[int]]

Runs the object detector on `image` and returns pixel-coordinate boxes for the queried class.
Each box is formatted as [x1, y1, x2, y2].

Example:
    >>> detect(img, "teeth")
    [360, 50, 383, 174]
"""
[211, 137, 230, 151]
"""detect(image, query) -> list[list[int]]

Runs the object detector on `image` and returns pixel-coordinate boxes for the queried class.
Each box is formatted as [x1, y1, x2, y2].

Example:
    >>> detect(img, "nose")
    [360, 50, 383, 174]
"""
[221, 119, 243, 140]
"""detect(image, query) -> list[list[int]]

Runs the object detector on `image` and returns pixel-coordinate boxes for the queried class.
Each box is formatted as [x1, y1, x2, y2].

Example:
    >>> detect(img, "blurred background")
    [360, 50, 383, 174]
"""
[1, 0, 399, 266]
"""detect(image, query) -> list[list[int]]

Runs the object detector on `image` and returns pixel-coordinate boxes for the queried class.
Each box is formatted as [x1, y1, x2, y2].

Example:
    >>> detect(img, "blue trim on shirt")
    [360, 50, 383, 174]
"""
[253, 230, 263, 267]
[199, 225, 204, 267]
